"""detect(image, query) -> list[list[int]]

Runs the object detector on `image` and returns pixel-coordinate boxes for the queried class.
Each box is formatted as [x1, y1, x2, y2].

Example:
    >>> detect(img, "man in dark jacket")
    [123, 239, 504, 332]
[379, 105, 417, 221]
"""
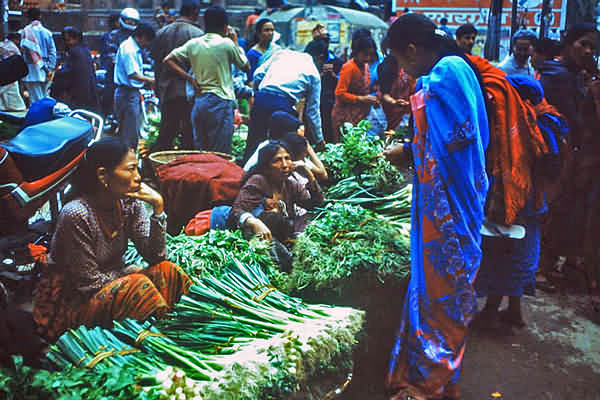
[151, 0, 204, 151]
[53, 26, 98, 110]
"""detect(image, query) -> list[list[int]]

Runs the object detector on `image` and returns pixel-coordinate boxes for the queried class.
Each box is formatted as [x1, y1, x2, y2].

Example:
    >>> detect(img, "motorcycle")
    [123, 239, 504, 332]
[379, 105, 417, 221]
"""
[0, 108, 103, 306]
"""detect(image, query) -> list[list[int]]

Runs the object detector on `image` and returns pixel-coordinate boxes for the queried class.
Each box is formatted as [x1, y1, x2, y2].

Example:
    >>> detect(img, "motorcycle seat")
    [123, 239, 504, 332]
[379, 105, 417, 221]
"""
[0, 117, 93, 182]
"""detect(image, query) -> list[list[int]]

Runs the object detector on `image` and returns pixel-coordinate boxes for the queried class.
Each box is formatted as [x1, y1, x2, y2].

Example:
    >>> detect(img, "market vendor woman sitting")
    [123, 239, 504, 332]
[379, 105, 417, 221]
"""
[229, 141, 324, 241]
[34, 138, 192, 342]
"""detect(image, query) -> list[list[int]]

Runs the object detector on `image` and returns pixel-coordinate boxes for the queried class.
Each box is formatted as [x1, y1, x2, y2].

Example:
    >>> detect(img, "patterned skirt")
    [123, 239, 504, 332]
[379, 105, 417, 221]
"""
[33, 261, 192, 342]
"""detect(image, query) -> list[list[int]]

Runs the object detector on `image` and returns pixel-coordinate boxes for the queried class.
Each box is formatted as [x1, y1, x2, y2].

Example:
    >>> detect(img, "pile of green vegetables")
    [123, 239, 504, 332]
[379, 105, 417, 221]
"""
[0, 355, 161, 400]
[286, 203, 410, 294]
[142, 113, 162, 151]
[319, 121, 383, 184]
[124, 229, 280, 281]
[232, 133, 247, 166]
[318, 123, 411, 221]
[39, 231, 362, 399]
[0, 120, 20, 141]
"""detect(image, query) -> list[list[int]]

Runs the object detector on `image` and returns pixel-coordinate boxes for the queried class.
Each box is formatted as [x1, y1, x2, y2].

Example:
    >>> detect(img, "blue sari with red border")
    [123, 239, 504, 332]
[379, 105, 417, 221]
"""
[387, 56, 489, 399]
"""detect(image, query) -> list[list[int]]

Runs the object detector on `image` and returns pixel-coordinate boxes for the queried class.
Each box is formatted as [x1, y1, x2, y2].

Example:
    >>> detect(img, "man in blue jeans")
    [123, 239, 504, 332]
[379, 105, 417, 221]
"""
[164, 6, 249, 154]
[114, 23, 155, 150]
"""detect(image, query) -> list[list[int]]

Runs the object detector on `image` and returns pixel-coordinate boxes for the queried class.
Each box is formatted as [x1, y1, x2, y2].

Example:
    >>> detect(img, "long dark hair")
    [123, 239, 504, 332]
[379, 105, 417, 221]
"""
[71, 137, 130, 197]
[251, 18, 273, 48]
[241, 141, 289, 187]
[386, 13, 487, 106]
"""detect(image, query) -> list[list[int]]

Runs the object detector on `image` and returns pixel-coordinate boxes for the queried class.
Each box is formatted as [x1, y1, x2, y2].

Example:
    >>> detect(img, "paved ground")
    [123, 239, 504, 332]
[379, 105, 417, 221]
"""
[340, 291, 600, 400]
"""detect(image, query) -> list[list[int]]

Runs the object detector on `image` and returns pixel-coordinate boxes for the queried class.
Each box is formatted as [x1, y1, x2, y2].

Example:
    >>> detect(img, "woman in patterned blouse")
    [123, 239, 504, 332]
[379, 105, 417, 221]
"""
[34, 137, 191, 342]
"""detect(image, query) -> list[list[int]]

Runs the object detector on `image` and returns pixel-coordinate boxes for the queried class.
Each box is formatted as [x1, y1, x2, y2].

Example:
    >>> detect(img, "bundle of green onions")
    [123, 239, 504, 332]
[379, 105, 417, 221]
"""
[49, 230, 366, 399]
[46, 324, 161, 374]
[328, 179, 412, 224]
[47, 257, 336, 385]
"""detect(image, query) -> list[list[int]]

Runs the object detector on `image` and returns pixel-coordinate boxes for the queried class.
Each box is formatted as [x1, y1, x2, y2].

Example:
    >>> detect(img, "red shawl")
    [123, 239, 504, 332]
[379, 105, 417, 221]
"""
[468, 55, 549, 225]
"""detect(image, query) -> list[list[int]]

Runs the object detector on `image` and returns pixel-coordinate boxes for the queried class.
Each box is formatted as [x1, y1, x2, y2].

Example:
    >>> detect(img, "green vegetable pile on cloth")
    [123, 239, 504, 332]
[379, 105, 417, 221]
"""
[45, 231, 365, 399]
[287, 203, 410, 294]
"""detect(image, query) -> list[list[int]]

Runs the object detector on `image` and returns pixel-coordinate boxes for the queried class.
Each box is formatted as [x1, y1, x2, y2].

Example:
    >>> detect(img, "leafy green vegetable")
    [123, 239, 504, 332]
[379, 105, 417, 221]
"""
[0, 356, 160, 400]
[318, 121, 387, 185]
[287, 203, 410, 294]
[232, 134, 247, 166]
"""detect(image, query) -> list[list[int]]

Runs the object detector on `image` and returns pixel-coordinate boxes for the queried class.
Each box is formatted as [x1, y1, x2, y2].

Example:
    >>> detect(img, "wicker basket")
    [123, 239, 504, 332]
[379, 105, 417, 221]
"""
[148, 150, 235, 171]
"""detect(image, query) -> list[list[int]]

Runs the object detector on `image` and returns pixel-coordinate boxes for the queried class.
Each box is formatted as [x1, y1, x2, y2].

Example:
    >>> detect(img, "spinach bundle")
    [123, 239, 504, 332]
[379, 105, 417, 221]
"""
[318, 122, 384, 185]
[288, 203, 410, 294]
[125, 230, 278, 280]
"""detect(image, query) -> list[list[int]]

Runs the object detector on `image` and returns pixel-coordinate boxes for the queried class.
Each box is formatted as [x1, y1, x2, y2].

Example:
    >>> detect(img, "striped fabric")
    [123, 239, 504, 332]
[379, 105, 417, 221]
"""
[34, 261, 192, 342]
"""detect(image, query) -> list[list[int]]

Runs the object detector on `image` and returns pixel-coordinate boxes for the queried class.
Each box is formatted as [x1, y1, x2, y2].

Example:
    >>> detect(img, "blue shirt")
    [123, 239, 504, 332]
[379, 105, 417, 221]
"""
[114, 36, 144, 88]
[254, 49, 323, 143]
[498, 54, 534, 77]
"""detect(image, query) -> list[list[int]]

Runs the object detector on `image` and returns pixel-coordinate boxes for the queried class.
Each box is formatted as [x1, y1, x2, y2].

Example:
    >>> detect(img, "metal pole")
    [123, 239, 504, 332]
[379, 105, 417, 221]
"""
[484, 0, 503, 61]
[539, 0, 551, 39]
[1, 0, 8, 40]
[510, 0, 518, 54]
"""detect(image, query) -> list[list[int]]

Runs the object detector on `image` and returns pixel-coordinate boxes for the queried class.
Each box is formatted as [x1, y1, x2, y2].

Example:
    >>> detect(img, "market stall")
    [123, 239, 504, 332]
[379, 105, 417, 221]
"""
[0, 120, 413, 399]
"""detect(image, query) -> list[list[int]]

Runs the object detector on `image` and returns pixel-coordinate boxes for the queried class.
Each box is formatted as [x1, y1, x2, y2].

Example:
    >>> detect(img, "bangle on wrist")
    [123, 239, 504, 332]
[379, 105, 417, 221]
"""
[239, 212, 254, 227]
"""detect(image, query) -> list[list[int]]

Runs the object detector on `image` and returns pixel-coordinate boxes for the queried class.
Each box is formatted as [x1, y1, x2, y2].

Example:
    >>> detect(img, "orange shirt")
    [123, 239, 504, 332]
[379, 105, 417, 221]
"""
[335, 59, 370, 104]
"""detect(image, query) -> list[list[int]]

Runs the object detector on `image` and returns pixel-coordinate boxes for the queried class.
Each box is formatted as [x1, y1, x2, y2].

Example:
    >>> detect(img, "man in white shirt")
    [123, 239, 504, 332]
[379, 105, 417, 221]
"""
[114, 23, 156, 150]
[245, 49, 324, 161]
[498, 30, 536, 77]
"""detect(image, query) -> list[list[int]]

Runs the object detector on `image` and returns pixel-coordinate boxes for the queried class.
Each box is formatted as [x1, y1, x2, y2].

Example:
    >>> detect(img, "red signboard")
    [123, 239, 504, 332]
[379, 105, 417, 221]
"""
[393, 0, 567, 30]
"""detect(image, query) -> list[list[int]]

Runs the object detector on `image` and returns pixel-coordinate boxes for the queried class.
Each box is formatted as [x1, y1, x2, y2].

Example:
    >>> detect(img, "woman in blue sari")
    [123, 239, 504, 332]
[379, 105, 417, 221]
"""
[246, 19, 280, 83]
[383, 14, 489, 400]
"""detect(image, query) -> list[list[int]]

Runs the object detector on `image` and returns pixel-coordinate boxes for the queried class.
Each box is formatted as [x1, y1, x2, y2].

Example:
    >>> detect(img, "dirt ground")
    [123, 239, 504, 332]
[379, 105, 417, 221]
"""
[340, 291, 600, 400]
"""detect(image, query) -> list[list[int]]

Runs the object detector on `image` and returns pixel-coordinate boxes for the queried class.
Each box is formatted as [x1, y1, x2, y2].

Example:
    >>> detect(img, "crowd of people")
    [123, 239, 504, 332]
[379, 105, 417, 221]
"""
[0, 3, 598, 400]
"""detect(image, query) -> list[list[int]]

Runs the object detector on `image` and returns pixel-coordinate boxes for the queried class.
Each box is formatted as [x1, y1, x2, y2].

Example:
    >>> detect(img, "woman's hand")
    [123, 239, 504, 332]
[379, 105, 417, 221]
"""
[394, 98, 409, 107]
[384, 142, 410, 169]
[293, 160, 317, 182]
[247, 217, 272, 241]
[359, 95, 379, 105]
[125, 182, 164, 215]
